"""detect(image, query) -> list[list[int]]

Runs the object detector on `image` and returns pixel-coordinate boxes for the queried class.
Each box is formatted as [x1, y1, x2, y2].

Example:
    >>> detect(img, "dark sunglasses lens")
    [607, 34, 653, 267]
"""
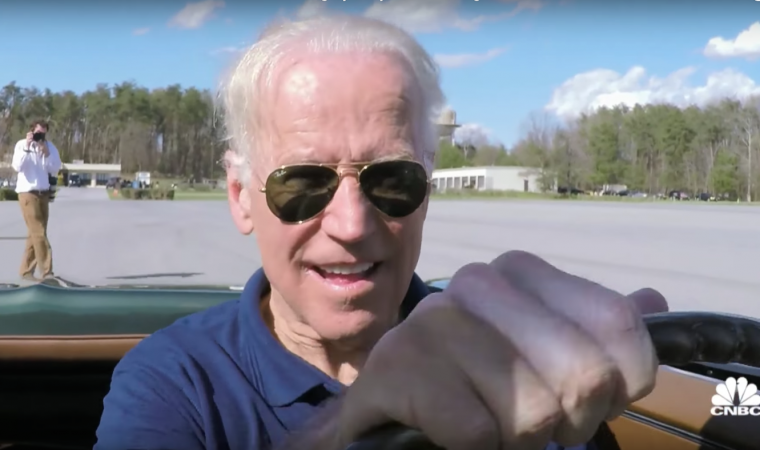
[360, 160, 429, 218]
[265, 166, 339, 222]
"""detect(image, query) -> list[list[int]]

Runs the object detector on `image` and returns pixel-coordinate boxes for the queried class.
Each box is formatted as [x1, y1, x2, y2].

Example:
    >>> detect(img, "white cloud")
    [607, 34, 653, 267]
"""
[132, 27, 150, 36]
[434, 46, 507, 68]
[289, 0, 541, 33]
[362, 0, 539, 33]
[703, 22, 760, 61]
[169, 0, 225, 29]
[545, 66, 760, 120]
[210, 41, 249, 56]
[499, 0, 545, 14]
[296, 0, 328, 19]
[454, 123, 494, 146]
[211, 46, 243, 55]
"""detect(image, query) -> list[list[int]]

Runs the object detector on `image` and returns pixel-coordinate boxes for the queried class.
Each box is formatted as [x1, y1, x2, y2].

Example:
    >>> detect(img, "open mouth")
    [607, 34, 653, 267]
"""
[311, 262, 381, 286]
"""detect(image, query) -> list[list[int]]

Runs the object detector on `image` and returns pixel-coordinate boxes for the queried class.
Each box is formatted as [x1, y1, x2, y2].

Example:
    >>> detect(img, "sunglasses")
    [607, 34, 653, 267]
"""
[259, 159, 430, 224]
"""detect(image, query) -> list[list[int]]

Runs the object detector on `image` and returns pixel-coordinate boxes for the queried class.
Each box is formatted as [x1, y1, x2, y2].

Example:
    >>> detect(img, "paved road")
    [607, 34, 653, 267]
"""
[1, 188, 758, 317]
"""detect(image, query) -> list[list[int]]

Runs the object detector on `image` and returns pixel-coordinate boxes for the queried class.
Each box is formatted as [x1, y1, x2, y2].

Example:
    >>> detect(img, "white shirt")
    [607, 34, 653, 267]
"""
[11, 138, 62, 193]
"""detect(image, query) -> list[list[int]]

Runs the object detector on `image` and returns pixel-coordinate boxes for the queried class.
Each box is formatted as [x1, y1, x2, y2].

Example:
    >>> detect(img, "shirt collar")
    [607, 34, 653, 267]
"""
[239, 268, 430, 407]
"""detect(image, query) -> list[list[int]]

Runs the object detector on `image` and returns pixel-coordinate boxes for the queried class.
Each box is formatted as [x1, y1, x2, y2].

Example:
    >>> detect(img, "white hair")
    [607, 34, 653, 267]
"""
[217, 14, 446, 186]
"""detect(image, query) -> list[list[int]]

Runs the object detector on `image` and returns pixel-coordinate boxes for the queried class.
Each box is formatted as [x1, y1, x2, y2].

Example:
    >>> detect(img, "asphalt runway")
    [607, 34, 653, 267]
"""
[1, 188, 758, 318]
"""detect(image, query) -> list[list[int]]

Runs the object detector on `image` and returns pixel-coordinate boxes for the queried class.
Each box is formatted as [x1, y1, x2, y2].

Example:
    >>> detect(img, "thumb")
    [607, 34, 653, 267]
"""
[627, 287, 669, 315]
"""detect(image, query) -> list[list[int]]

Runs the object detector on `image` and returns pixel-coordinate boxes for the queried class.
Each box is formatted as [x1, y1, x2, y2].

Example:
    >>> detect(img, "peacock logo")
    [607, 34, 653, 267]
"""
[710, 376, 760, 416]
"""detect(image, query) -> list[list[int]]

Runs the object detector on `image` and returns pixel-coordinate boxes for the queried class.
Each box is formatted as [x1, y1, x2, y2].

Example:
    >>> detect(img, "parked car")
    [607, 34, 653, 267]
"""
[68, 174, 83, 187]
[697, 192, 715, 201]
[668, 190, 689, 200]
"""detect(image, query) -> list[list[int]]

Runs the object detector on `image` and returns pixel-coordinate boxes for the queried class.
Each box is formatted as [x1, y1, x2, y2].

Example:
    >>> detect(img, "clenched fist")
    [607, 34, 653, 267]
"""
[338, 251, 668, 450]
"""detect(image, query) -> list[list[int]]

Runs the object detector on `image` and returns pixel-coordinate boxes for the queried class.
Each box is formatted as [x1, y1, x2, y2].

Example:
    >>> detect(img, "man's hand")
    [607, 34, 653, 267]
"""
[25, 132, 33, 148]
[338, 250, 668, 450]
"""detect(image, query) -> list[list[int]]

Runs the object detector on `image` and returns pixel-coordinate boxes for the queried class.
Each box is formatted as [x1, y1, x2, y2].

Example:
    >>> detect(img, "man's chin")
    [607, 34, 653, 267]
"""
[293, 264, 401, 344]
[315, 311, 391, 350]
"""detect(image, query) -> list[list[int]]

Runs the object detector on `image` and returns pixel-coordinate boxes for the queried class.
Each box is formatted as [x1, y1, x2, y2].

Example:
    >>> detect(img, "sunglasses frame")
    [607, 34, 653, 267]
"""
[258, 159, 431, 224]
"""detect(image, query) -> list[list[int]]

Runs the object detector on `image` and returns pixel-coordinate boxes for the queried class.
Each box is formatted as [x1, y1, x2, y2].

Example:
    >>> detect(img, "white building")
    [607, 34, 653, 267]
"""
[431, 166, 545, 193]
[0, 160, 122, 187]
[62, 160, 122, 187]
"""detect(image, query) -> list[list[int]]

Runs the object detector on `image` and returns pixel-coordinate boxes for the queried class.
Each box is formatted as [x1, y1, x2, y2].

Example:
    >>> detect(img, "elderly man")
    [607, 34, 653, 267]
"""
[11, 120, 61, 281]
[95, 15, 667, 450]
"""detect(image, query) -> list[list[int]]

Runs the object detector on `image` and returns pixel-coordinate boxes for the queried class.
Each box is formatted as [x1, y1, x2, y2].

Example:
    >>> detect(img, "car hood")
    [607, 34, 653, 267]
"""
[0, 276, 245, 291]
[0, 276, 454, 291]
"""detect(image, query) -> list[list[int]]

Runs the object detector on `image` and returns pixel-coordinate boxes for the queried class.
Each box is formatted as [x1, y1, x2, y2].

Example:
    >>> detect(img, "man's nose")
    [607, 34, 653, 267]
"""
[320, 177, 378, 243]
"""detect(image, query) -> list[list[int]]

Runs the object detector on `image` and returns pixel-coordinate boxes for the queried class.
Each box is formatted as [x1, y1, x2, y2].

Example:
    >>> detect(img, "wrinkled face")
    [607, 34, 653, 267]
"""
[227, 52, 429, 345]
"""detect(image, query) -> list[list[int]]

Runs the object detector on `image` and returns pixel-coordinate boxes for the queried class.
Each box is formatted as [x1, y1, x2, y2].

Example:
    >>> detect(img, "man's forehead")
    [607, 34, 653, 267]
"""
[280, 66, 319, 100]
[255, 52, 422, 169]
[270, 51, 415, 105]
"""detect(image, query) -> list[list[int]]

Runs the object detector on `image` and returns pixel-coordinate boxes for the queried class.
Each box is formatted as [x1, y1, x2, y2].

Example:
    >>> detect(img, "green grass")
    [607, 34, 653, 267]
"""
[106, 187, 226, 201]
[174, 190, 227, 200]
[106, 186, 760, 205]
[430, 190, 646, 201]
[430, 190, 760, 205]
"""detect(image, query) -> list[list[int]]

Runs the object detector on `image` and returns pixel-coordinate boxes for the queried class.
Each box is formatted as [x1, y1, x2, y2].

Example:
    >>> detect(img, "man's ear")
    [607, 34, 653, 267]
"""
[225, 150, 255, 235]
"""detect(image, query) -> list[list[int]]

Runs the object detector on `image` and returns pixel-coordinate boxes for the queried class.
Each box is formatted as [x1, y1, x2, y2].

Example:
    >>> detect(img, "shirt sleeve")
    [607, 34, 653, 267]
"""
[94, 335, 206, 450]
[11, 139, 33, 172]
[45, 142, 62, 175]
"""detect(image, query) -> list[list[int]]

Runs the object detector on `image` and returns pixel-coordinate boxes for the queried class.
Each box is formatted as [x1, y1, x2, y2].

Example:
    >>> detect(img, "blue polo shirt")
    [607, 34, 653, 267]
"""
[95, 269, 606, 450]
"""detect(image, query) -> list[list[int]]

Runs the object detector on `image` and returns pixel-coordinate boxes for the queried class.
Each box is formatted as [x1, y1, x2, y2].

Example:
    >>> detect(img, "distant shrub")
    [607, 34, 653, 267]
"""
[0, 188, 18, 201]
[117, 188, 175, 200]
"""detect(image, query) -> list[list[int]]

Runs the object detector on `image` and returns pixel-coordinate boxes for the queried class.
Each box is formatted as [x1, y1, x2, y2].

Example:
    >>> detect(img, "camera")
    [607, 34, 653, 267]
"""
[32, 132, 46, 142]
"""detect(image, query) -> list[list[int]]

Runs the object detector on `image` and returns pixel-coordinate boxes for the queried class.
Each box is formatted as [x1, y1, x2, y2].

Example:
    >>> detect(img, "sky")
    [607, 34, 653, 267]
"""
[1, 0, 760, 147]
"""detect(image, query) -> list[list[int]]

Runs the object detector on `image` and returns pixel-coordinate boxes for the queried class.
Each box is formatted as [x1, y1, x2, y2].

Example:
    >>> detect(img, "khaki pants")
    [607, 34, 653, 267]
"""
[18, 191, 53, 278]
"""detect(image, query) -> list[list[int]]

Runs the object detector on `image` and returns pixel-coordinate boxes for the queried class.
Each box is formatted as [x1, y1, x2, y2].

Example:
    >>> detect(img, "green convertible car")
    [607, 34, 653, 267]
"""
[0, 278, 759, 450]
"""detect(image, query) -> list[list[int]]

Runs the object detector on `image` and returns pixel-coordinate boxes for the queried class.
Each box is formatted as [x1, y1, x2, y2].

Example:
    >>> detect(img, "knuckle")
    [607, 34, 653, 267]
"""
[491, 249, 545, 269]
[516, 396, 563, 439]
[627, 353, 659, 401]
[563, 364, 618, 411]
[407, 292, 461, 324]
[455, 413, 499, 449]
[450, 261, 491, 284]
[597, 296, 643, 335]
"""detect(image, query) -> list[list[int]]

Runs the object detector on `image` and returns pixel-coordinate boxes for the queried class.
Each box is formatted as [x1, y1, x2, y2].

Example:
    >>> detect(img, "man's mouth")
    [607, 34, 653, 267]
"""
[310, 262, 381, 286]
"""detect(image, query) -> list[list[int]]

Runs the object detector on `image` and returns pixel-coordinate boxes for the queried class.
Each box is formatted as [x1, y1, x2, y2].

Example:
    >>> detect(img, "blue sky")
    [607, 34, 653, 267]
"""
[1, 0, 760, 146]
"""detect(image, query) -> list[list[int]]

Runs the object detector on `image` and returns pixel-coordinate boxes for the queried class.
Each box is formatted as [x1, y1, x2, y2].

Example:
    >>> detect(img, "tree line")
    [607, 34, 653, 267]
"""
[0, 81, 225, 181]
[440, 99, 760, 201]
[1, 81, 758, 200]
[509, 100, 760, 201]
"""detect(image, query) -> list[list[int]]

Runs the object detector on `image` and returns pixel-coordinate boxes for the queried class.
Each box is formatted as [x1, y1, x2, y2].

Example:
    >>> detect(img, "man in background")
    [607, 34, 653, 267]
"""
[11, 120, 62, 281]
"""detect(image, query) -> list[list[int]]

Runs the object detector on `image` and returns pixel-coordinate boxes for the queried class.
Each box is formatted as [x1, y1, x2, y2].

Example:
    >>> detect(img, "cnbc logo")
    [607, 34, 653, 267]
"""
[710, 376, 760, 416]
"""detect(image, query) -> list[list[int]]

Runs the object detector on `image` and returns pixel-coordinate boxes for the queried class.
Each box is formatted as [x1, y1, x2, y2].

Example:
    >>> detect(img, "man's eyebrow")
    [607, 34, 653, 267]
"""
[372, 151, 415, 163]
[277, 146, 418, 165]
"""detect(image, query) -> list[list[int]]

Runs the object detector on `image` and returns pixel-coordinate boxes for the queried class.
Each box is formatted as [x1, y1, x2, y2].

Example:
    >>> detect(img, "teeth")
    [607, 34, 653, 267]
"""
[319, 263, 374, 275]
